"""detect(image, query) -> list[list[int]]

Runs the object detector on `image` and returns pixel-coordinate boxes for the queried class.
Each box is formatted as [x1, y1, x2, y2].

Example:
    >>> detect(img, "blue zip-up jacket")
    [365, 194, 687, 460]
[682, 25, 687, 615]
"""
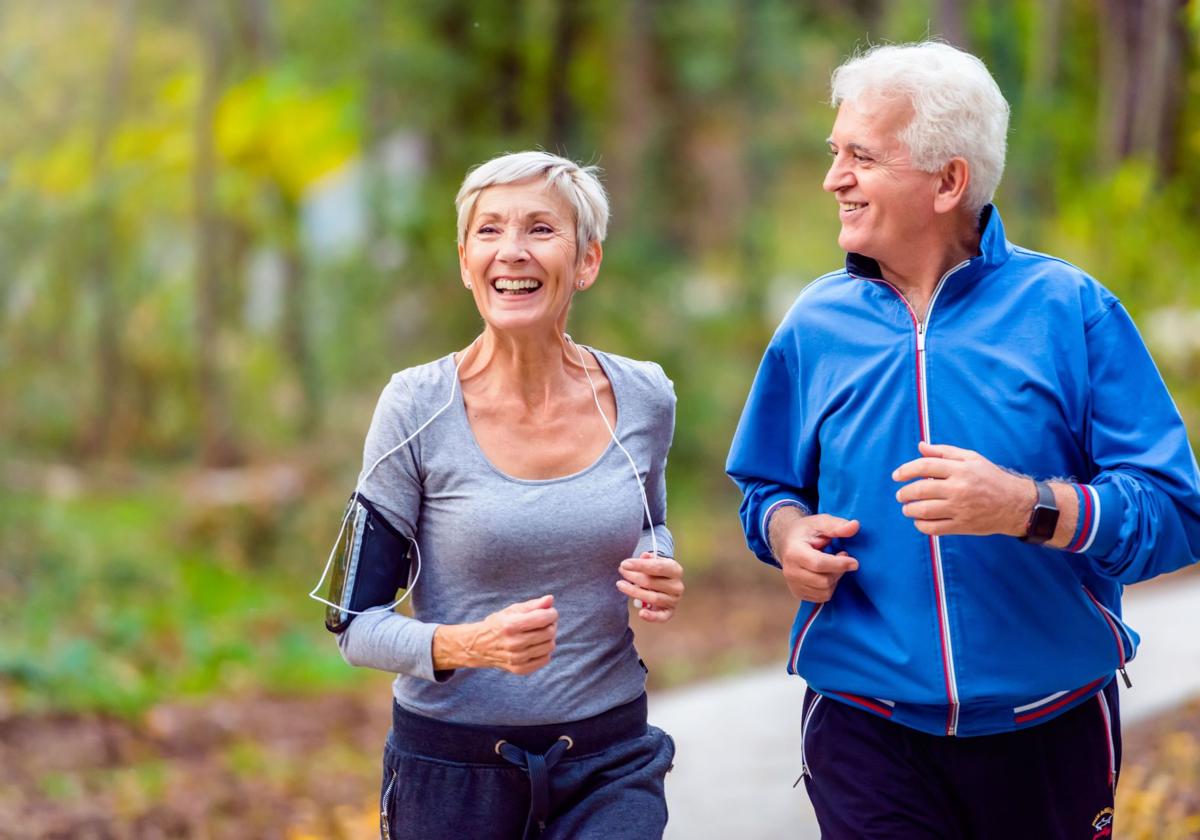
[726, 206, 1200, 736]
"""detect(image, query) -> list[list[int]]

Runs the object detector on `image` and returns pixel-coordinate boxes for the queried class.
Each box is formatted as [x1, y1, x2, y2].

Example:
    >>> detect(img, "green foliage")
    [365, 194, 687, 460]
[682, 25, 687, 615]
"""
[0, 486, 363, 715]
[2, 0, 1199, 715]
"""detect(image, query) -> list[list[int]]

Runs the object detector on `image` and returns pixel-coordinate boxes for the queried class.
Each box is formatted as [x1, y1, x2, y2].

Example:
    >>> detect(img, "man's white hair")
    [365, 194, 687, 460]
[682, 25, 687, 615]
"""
[830, 41, 1010, 215]
[455, 151, 610, 254]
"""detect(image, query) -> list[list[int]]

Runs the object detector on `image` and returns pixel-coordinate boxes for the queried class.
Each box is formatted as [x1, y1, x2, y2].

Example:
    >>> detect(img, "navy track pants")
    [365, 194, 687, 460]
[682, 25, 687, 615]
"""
[800, 678, 1121, 839]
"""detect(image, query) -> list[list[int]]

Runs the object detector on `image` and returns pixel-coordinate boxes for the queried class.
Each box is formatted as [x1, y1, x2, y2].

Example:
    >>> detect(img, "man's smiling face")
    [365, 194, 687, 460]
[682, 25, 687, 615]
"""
[822, 96, 942, 267]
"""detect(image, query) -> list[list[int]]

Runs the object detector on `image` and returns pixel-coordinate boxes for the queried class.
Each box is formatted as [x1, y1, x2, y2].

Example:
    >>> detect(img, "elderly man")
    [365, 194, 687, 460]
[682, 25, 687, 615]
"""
[727, 41, 1200, 838]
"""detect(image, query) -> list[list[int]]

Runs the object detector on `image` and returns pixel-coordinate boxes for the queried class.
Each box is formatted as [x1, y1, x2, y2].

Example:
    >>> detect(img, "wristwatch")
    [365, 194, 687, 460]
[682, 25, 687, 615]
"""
[1020, 480, 1059, 544]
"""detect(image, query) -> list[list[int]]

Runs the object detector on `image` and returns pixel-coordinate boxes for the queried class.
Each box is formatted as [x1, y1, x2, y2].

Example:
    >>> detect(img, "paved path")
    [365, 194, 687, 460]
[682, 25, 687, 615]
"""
[648, 575, 1200, 840]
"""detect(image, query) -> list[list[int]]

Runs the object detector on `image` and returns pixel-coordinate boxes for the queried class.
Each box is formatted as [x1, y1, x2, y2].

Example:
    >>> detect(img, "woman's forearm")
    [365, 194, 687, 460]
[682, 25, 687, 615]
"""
[431, 622, 480, 670]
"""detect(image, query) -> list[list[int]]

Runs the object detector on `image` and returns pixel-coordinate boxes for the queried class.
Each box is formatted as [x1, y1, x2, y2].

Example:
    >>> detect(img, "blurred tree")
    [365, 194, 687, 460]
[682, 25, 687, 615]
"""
[2, 7, 1200, 733]
[547, 0, 582, 150]
[193, 0, 241, 466]
[1097, 0, 1191, 178]
[937, 0, 969, 48]
[236, 0, 321, 436]
[81, 0, 137, 457]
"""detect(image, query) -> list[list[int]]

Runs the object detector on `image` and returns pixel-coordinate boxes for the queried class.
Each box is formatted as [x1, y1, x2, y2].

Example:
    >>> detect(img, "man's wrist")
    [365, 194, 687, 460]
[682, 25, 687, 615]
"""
[766, 503, 807, 560]
[1010, 480, 1080, 548]
[1044, 482, 1082, 549]
[1006, 474, 1039, 537]
[1019, 479, 1060, 544]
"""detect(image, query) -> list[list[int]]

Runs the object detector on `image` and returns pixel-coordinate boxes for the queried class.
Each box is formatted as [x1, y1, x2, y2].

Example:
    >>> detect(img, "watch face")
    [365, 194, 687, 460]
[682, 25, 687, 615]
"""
[1029, 504, 1059, 541]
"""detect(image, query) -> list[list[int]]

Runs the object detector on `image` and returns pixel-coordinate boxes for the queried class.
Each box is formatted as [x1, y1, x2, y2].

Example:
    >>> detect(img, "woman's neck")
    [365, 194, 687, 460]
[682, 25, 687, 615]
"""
[458, 327, 583, 415]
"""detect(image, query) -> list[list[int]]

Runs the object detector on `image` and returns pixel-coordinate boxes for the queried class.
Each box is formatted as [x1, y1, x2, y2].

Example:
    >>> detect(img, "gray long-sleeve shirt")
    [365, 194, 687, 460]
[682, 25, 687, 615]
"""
[336, 348, 675, 725]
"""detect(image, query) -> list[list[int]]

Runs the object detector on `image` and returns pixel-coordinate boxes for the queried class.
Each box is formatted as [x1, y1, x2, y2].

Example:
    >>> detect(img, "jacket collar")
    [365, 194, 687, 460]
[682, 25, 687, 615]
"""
[845, 204, 1014, 284]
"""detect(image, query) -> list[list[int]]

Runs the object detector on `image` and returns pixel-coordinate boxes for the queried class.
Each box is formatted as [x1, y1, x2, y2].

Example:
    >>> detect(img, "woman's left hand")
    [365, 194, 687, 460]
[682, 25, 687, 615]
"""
[617, 552, 684, 623]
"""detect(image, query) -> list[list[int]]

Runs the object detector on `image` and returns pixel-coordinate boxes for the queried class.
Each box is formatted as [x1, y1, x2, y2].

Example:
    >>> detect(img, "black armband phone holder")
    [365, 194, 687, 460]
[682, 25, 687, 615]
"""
[324, 494, 413, 633]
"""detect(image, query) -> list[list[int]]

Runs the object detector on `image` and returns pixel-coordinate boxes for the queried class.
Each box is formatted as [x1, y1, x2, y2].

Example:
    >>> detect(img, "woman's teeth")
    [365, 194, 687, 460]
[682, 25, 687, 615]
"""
[493, 278, 543, 295]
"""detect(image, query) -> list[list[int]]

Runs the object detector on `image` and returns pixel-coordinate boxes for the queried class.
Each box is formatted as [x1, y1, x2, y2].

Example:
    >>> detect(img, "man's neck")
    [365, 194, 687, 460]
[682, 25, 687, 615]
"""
[876, 214, 982, 320]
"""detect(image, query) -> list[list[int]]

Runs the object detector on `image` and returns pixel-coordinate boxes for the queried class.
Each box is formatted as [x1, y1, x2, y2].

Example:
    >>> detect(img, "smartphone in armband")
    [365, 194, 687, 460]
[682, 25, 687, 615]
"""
[325, 495, 413, 633]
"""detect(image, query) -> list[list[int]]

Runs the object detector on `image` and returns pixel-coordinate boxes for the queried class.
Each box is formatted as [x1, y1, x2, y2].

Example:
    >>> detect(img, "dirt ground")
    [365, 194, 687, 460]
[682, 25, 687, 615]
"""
[2, 565, 1196, 839]
[0, 563, 798, 839]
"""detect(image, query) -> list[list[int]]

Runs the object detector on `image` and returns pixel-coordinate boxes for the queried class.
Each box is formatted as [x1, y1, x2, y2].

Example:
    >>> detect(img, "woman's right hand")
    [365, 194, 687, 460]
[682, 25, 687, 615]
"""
[431, 595, 558, 674]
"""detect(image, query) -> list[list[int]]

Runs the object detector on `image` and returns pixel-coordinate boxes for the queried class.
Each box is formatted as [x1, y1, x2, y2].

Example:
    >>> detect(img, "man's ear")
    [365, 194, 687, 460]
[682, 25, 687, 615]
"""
[933, 157, 971, 215]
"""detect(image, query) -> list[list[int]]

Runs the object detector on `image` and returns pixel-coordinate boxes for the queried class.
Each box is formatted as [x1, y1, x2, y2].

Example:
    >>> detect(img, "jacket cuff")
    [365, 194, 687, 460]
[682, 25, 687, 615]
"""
[1064, 483, 1122, 557]
[761, 497, 810, 558]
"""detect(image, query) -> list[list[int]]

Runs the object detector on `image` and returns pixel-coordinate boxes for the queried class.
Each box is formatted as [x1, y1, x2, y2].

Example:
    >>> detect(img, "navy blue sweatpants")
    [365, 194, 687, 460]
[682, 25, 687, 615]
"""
[379, 694, 674, 839]
[800, 678, 1121, 839]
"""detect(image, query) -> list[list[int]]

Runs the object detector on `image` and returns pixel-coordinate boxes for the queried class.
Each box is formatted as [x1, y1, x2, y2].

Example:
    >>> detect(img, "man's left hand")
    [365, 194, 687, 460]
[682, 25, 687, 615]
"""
[893, 441, 1034, 537]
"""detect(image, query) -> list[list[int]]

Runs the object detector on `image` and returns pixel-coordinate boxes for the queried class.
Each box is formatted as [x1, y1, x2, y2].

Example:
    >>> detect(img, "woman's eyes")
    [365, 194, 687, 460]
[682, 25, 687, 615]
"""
[477, 223, 556, 234]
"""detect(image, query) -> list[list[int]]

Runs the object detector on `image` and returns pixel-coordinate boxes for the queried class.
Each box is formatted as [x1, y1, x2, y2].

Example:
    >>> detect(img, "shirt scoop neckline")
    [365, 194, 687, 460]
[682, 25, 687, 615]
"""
[448, 347, 621, 486]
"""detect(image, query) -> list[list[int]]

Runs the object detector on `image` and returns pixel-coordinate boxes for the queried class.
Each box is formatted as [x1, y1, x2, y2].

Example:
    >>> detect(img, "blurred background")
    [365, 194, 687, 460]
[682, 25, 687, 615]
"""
[2, 0, 1199, 837]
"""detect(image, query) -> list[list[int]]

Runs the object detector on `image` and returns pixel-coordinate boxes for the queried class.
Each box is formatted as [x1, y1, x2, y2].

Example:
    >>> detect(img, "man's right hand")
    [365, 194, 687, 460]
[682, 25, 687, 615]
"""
[768, 508, 860, 603]
[432, 595, 558, 674]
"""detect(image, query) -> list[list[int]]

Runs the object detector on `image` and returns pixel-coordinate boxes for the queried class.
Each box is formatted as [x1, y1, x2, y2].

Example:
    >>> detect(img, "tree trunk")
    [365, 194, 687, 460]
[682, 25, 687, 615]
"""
[1027, 0, 1064, 91]
[236, 0, 275, 57]
[1150, 0, 1189, 178]
[547, 0, 580, 152]
[361, 0, 392, 247]
[81, 0, 136, 457]
[494, 10, 523, 136]
[280, 194, 321, 436]
[1097, 0, 1189, 178]
[733, 0, 768, 316]
[1015, 0, 1064, 211]
[606, 0, 656, 235]
[193, 0, 241, 466]
[237, 0, 321, 435]
[936, 0, 969, 49]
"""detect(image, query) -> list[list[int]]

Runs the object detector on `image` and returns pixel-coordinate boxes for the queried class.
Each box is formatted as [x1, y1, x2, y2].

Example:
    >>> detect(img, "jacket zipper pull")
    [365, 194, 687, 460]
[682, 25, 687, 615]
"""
[1119, 667, 1132, 689]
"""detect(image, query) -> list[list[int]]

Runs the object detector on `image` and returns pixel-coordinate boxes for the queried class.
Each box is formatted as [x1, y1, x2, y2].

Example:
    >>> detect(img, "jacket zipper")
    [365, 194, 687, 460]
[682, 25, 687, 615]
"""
[1083, 586, 1134, 688]
[789, 603, 824, 674]
[872, 259, 968, 736]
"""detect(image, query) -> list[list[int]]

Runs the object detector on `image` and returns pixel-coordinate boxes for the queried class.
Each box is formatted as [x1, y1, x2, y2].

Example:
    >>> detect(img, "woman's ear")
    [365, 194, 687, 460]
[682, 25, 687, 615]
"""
[458, 242, 472, 289]
[575, 240, 603, 291]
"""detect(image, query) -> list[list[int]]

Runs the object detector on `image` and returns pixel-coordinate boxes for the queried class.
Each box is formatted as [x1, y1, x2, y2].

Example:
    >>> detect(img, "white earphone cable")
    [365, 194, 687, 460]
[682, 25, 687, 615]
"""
[568, 335, 659, 561]
[307, 337, 479, 615]
[309, 333, 659, 617]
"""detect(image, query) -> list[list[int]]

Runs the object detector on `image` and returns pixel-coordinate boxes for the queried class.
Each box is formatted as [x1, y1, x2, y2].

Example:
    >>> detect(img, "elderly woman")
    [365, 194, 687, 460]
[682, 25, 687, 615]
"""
[322, 151, 683, 839]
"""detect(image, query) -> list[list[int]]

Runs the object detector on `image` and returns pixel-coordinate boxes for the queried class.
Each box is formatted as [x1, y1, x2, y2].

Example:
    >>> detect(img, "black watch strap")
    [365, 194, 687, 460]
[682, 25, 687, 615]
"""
[1021, 480, 1059, 544]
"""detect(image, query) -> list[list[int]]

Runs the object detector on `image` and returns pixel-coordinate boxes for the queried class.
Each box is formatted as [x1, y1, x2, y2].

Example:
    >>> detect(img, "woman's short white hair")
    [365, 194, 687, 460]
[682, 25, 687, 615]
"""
[830, 41, 1010, 215]
[455, 151, 609, 254]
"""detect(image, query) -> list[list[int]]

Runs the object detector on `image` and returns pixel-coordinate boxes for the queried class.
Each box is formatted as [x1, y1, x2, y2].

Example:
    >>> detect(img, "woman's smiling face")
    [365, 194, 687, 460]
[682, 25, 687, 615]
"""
[459, 179, 600, 336]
